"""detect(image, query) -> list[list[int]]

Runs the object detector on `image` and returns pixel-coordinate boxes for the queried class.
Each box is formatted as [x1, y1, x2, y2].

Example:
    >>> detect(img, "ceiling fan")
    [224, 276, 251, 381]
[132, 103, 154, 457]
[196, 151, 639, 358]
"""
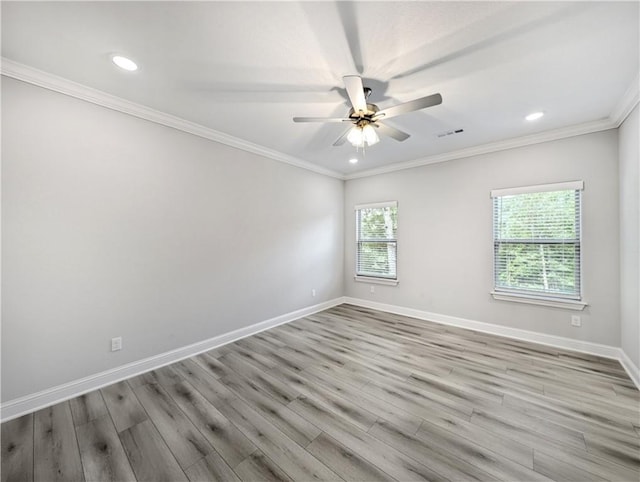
[293, 75, 442, 148]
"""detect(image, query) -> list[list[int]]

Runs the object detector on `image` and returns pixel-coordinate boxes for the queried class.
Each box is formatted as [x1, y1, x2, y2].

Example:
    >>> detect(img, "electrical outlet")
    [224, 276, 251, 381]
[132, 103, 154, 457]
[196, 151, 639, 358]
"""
[311, 289, 316, 297]
[370, 285, 375, 294]
[571, 315, 581, 327]
[111, 337, 122, 351]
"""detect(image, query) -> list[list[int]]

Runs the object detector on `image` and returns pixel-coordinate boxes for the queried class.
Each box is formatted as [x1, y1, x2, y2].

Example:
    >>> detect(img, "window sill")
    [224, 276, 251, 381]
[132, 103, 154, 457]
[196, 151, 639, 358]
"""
[491, 291, 587, 311]
[354, 276, 399, 286]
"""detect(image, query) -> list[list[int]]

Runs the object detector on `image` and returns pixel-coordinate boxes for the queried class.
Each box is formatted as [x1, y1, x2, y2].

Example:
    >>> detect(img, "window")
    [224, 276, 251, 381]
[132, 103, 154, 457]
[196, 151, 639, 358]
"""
[355, 201, 398, 282]
[491, 181, 583, 302]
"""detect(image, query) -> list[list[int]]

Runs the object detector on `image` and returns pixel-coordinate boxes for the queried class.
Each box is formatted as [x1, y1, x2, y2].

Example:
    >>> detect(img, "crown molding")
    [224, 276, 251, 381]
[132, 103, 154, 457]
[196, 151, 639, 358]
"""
[0, 58, 344, 180]
[344, 118, 615, 180]
[3, 57, 635, 182]
[611, 73, 639, 127]
[346, 74, 639, 180]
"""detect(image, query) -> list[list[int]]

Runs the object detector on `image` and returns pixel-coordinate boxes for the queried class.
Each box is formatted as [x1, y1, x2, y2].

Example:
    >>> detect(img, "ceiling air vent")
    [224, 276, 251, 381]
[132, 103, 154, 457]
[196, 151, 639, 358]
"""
[437, 128, 464, 138]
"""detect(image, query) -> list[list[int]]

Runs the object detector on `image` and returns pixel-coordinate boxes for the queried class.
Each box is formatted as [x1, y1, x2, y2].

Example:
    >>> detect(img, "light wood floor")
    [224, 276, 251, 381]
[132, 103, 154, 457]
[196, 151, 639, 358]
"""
[2, 304, 639, 481]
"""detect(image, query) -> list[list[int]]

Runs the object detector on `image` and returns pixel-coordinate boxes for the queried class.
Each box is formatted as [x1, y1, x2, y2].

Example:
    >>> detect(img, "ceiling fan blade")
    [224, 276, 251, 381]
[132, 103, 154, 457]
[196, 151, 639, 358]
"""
[333, 128, 352, 146]
[374, 93, 442, 120]
[293, 117, 351, 123]
[374, 123, 411, 142]
[343, 75, 367, 114]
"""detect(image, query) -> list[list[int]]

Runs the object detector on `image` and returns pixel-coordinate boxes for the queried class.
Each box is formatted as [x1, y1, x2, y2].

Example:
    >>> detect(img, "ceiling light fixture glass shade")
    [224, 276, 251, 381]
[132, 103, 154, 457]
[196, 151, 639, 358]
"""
[348, 123, 379, 148]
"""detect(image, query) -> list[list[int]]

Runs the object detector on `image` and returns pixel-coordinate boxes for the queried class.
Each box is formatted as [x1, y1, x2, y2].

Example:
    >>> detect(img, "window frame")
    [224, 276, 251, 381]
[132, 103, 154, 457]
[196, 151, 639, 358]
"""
[354, 201, 399, 286]
[490, 181, 587, 310]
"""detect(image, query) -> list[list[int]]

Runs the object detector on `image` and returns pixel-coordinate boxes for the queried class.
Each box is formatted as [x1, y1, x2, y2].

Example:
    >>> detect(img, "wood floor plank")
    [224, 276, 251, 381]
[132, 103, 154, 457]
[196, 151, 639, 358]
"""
[613, 383, 640, 401]
[174, 358, 238, 408]
[409, 402, 534, 470]
[169, 358, 216, 385]
[533, 443, 640, 481]
[232, 338, 281, 369]
[263, 330, 350, 369]
[308, 359, 370, 390]
[289, 395, 449, 482]
[240, 343, 312, 374]
[119, 420, 187, 482]
[221, 342, 400, 435]
[233, 450, 293, 482]
[472, 404, 588, 451]
[503, 390, 638, 438]
[407, 370, 504, 405]
[583, 430, 640, 469]
[193, 352, 234, 379]
[341, 357, 412, 385]
[5, 303, 639, 482]
[1, 413, 34, 482]
[100, 381, 148, 433]
[128, 365, 182, 389]
[133, 383, 212, 469]
[217, 352, 301, 405]
[253, 331, 288, 349]
[184, 450, 241, 482]
[239, 362, 379, 433]
[367, 418, 502, 481]
[220, 370, 323, 446]
[410, 420, 552, 481]
[34, 402, 84, 482]
[533, 450, 607, 482]
[208, 344, 235, 358]
[372, 349, 454, 379]
[362, 376, 475, 420]
[451, 364, 545, 395]
[69, 390, 108, 426]
[75, 415, 136, 482]
[469, 406, 588, 455]
[306, 432, 397, 482]
[293, 365, 423, 435]
[164, 379, 257, 468]
[216, 397, 342, 481]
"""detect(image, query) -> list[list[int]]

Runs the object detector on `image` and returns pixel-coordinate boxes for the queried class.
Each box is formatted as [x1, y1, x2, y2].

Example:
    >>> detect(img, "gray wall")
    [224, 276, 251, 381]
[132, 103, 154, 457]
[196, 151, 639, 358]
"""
[345, 130, 620, 346]
[1, 78, 344, 402]
[619, 104, 639, 368]
[1, 74, 632, 404]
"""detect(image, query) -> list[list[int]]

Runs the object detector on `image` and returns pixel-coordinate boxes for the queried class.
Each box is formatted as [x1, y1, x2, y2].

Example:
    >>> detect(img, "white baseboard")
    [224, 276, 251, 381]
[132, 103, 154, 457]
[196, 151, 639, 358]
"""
[0, 298, 344, 423]
[3, 296, 637, 422]
[344, 297, 640, 390]
[618, 348, 640, 389]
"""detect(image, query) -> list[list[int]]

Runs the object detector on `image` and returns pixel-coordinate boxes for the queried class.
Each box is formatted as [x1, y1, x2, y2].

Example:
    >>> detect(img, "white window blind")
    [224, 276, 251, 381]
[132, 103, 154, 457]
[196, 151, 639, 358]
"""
[355, 202, 397, 279]
[492, 183, 582, 300]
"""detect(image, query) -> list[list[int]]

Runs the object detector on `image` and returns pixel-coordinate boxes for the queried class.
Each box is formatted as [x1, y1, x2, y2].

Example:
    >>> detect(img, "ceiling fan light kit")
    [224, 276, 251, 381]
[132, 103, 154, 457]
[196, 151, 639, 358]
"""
[347, 122, 379, 148]
[293, 75, 442, 152]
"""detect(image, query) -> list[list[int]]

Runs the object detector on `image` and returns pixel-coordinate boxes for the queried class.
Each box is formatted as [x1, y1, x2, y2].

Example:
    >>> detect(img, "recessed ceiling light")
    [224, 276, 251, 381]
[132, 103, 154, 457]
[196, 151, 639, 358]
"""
[349, 158, 358, 164]
[525, 111, 544, 121]
[112, 55, 138, 71]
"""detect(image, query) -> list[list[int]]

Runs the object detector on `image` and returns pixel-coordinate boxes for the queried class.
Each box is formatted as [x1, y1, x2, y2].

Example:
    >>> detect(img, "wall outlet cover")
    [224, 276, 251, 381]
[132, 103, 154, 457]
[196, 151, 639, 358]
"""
[111, 337, 122, 351]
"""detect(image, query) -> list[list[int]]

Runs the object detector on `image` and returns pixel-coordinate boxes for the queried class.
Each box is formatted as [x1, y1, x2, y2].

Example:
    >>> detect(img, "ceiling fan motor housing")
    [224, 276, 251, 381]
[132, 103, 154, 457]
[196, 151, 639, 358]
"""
[348, 103, 380, 121]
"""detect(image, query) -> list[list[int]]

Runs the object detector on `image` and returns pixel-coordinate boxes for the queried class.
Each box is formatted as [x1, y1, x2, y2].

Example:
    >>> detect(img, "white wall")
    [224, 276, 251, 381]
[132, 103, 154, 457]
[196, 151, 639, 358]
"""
[619, 104, 639, 369]
[1, 77, 344, 402]
[345, 130, 620, 346]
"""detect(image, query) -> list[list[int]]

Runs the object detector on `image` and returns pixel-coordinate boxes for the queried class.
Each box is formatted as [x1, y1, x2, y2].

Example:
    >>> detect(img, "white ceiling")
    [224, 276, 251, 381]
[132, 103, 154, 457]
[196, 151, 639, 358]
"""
[2, 1, 638, 176]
